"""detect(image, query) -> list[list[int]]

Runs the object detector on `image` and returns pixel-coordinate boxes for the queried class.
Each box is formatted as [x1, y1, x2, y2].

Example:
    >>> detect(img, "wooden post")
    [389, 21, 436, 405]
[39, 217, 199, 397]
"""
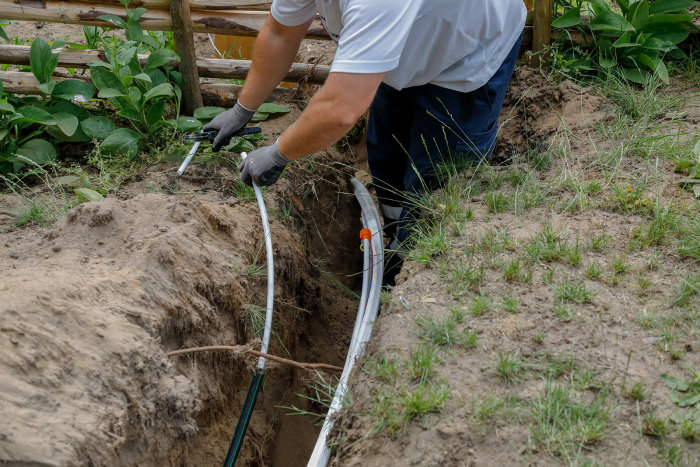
[531, 0, 553, 67]
[169, 0, 202, 115]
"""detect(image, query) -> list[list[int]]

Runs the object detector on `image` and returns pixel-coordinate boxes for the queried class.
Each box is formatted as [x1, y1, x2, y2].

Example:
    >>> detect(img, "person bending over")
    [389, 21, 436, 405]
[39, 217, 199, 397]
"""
[204, 0, 526, 285]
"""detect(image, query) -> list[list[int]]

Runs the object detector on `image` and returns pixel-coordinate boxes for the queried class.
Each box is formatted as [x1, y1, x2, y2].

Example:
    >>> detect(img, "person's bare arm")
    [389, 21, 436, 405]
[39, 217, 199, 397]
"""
[277, 72, 385, 160]
[238, 15, 313, 109]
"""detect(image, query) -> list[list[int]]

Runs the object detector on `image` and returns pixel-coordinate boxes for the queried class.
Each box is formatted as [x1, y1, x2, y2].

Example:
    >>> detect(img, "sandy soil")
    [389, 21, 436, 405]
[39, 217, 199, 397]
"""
[330, 71, 700, 466]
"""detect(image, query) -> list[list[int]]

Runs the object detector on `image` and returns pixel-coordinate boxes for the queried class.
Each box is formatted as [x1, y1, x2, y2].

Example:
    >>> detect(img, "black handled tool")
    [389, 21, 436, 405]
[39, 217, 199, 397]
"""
[178, 126, 262, 175]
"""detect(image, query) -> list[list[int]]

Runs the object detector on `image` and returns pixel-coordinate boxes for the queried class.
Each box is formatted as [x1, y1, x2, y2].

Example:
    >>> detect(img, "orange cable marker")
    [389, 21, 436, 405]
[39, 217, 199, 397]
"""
[359, 228, 372, 241]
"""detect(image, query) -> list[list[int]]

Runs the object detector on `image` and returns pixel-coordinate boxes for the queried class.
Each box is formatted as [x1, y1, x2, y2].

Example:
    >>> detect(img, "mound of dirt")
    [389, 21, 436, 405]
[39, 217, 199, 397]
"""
[495, 67, 607, 159]
[1, 156, 363, 465]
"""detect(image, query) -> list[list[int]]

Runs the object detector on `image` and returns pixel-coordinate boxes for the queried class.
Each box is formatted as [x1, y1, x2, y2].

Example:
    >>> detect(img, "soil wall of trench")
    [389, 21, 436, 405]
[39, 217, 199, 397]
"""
[0, 151, 363, 466]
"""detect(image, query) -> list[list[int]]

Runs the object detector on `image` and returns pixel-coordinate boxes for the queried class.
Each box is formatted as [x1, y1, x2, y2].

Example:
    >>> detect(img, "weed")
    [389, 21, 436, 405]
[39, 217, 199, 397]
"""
[554, 280, 596, 304]
[502, 258, 523, 281]
[414, 313, 477, 348]
[232, 181, 256, 202]
[470, 291, 493, 316]
[472, 396, 505, 424]
[637, 273, 652, 291]
[496, 351, 526, 382]
[11, 201, 53, 227]
[642, 414, 669, 438]
[502, 297, 520, 314]
[534, 333, 545, 344]
[408, 223, 449, 264]
[444, 261, 484, 294]
[530, 381, 611, 458]
[586, 234, 609, 251]
[485, 191, 509, 213]
[562, 239, 582, 266]
[674, 273, 699, 307]
[379, 290, 392, 305]
[623, 381, 647, 402]
[243, 304, 266, 337]
[584, 262, 603, 280]
[401, 382, 450, 423]
[554, 303, 574, 322]
[280, 371, 342, 425]
[610, 256, 630, 276]
[364, 354, 400, 381]
[407, 345, 440, 384]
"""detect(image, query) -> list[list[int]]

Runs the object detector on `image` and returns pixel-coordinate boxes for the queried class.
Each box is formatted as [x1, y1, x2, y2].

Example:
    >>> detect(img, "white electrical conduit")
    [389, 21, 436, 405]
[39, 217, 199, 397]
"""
[240, 151, 275, 370]
[307, 177, 384, 467]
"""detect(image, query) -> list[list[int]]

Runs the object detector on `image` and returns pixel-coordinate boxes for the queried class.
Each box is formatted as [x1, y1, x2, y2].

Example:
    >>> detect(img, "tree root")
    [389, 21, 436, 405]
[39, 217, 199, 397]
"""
[166, 345, 343, 372]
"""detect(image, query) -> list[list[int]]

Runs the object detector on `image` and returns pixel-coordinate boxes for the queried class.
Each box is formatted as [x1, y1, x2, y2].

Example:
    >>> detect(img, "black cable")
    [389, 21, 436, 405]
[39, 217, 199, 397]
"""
[223, 369, 264, 466]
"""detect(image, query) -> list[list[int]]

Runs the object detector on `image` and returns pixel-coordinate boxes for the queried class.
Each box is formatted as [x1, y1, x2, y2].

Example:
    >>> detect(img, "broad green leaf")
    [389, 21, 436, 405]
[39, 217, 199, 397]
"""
[613, 31, 636, 47]
[17, 106, 56, 125]
[90, 66, 123, 92]
[143, 83, 173, 101]
[599, 54, 617, 68]
[51, 112, 79, 137]
[693, 139, 700, 158]
[97, 14, 126, 29]
[146, 49, 180, 69]
[649, 0, 698, 15]
[627, 0, 649, 30]
[51, 100, 89, 120]
[86, 60, 113, 70]
[128, 87, 142, 103]
[643, 22, 690, 44]
[675, 160, 696, 172]
[74, 187, 104, 202]
[145, 68, 167, 86]
[661, 374, 690, 391]
[29, 37, 58, 84]
[251, 111, 270, 122]
[146, 100, 165, 129]
[81, 116, 115, 141]
[56, 175, 82, 186]
[0, 128, 8, 142]
[100, 128, 142, 156]
[618, 0, 630, 14]
[175, 116, 202, 132]
[620, 67, 649, 83]
[132, 73, 152, 83]
[647, 13, 693, 23]
[129, 7, 148, 21]
[588, 0, 612, 14]
[98, 88, 127, 99]
[51, 80, 95, 102]
[117, 108, 142, 121]
[677, 392, 700, 407]
[193, 106, 225, 120]
[552, 7, 582, 28]
[257, 103, 291, 114]
[16, 139, 57, 165]
[116, 46, 137, 66]
[0, 102, 14, 113]
[37, 82, 56, 95]
[590, 11, 635, 32]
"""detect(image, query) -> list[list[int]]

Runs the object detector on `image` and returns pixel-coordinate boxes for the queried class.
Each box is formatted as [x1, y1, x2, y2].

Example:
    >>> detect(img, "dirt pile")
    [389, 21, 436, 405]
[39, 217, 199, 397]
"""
[496, 67, 607, 159]
[1, 159, 362, 465]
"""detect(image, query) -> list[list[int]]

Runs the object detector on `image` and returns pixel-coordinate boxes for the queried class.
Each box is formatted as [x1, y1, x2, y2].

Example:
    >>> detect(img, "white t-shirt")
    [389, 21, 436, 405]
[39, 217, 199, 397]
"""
[271, 0, 526, 93]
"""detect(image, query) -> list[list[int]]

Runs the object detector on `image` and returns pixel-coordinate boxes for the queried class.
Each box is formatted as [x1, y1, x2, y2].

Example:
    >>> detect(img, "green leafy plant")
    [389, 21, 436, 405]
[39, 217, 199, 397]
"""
[552, 0, 699, 82]
[674, 139, 700, 197]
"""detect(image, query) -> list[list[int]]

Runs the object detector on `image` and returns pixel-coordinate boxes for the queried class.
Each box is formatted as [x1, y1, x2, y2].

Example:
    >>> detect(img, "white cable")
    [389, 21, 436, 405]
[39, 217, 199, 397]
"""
[239, 152, 275, 370]
[307, 178, 384, 467]
[177, 140, 201, 175]
[208, 33, 225, 59]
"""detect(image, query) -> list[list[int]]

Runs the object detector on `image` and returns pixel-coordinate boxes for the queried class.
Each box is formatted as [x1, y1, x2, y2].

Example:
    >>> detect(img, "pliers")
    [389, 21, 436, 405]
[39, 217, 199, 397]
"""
[178, 126, 262, 175]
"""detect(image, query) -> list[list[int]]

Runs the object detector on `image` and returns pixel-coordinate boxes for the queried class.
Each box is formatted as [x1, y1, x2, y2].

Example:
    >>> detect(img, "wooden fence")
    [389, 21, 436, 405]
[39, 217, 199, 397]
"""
[0, 0, 554, 112]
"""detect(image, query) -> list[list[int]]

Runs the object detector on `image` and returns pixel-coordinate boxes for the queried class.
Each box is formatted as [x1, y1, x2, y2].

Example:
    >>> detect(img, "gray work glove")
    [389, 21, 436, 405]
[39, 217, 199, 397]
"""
[202, 101, 257, 152]
[240, 140, 290, 187]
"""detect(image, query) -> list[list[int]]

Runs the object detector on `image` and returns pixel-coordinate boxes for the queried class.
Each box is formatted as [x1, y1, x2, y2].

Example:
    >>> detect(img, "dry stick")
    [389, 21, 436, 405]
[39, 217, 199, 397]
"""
[166, 345, 344, 372]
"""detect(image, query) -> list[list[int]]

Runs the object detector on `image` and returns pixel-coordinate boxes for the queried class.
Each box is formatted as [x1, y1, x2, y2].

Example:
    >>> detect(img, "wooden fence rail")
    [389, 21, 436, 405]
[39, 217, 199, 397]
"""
[63, 0, 272, 10]
[0, 44, 331, 83]
[0, 0, 330, 38]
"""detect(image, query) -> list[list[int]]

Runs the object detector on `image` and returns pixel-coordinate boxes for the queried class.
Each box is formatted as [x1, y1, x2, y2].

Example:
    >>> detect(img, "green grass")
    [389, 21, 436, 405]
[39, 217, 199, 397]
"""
[414, 312, 478, 348]
[364, 354, 400, 381]
[554, 303, 575, 322]
[11, 201, 54, 227]
[407, 345, 440, 383]
[554, 280, 596, 304]
[496, 351, 527, 382]
[674, 272, 699, 307]
[502, 297, 520, 314]
[470, 291, 493, 315]
[623, 380, 647, 402]
[584, 261, 603, 280]
[370, 381, 450, 435]
[485, 191, 509, 213]
[529, 380, 612, 459]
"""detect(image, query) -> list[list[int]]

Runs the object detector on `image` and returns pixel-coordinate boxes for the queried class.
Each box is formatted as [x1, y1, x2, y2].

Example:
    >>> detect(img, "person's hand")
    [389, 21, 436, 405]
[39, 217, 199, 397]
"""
[240, 140, 290, 186]
[202, 101, 257, 152]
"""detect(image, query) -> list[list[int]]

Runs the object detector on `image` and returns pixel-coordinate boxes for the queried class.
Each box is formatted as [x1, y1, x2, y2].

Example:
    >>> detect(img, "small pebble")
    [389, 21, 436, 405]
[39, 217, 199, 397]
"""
[52, 246, 61, 252]
[9, 252, 18, 259]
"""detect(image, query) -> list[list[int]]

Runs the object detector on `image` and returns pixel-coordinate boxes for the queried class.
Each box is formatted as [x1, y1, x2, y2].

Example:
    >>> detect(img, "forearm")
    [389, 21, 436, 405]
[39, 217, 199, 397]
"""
[277, 72, 385, 160]
[238, 16, 312, 109]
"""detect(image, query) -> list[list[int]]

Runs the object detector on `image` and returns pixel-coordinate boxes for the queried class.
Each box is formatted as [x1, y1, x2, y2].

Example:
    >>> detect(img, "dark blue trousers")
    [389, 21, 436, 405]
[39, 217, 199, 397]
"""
[367, 36, 521, 246]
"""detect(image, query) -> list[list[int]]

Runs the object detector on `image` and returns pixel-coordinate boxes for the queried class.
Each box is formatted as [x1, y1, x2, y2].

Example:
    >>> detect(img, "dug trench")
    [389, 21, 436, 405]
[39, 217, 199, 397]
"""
[0, 144, 365, 465]
[1, 67, 597, 466]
